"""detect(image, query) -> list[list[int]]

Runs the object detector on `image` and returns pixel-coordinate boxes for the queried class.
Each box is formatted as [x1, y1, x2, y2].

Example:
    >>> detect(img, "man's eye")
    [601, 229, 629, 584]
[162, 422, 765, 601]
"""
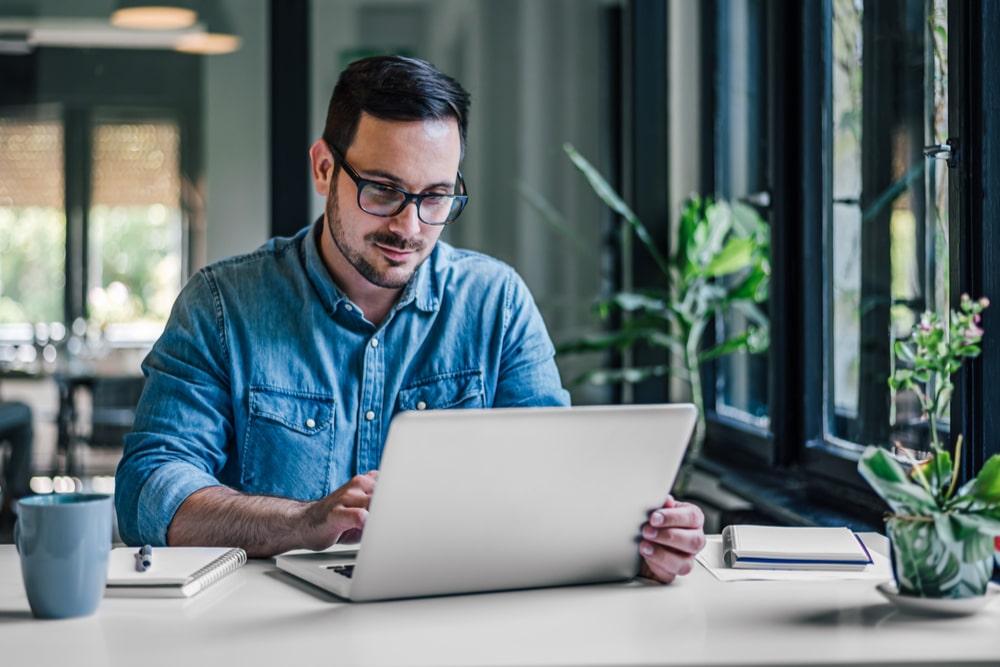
[364, 183, 401, 203]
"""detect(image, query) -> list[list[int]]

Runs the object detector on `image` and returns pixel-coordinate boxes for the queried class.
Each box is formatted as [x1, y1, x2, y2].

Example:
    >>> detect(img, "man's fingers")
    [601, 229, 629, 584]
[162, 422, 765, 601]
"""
[648, 501, 705, 530]
[337, 472, 379, 507]
[639, 539, 694, 583]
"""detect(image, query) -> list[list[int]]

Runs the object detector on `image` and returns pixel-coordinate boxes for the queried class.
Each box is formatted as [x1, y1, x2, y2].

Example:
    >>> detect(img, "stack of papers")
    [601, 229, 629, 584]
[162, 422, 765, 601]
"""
[721, 524, 874, 570]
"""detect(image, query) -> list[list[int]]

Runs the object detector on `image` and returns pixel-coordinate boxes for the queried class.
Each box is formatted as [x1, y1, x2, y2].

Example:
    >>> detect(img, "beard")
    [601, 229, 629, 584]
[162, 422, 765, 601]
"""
[325, 182, 426, 290]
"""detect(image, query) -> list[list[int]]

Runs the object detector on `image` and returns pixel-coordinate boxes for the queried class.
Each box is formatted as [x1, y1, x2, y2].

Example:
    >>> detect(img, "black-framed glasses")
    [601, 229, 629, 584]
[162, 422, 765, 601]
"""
[328, 143, 468, 225]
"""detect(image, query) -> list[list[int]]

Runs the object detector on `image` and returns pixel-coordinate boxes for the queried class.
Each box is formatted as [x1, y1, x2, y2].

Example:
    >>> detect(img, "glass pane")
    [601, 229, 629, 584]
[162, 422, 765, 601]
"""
[0, 114, 66, 370]
[88, 120, 183, 343]
[714, 0, 770, 426]
[828, 0, 949, 450]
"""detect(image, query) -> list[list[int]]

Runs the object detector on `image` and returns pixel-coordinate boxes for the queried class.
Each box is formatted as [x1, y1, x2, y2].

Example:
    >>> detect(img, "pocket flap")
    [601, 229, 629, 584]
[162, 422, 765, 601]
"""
[248, 387, 334, 435]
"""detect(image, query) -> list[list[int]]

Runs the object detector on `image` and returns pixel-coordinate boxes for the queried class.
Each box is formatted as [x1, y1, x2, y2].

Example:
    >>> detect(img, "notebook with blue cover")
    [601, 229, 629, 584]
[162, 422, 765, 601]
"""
[721, 525, 873, 571]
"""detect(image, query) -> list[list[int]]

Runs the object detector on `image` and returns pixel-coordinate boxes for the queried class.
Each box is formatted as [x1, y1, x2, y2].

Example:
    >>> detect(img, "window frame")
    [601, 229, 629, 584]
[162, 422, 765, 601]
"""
[631, 0, 1000, 525]
[0, 47, 202, 331]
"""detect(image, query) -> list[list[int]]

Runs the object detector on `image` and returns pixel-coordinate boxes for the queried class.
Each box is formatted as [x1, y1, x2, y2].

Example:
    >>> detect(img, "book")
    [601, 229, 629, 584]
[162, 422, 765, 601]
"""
[721, 524, 873, 571]
[105, 546, 248, 598]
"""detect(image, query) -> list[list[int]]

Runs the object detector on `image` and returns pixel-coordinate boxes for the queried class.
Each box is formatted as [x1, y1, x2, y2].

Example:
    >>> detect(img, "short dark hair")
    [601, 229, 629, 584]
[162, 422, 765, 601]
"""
[322, 55, 471, 159]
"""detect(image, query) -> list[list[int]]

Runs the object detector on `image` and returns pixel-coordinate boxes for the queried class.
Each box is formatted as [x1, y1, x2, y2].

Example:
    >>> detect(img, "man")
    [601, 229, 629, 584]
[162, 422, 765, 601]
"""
[115, 55, 704, 584]
[0, 401, 33, 522]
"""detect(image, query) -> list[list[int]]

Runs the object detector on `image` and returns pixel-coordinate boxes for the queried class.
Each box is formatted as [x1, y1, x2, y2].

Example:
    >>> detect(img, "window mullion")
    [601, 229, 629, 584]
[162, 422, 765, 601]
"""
[63, 106, 89, 326]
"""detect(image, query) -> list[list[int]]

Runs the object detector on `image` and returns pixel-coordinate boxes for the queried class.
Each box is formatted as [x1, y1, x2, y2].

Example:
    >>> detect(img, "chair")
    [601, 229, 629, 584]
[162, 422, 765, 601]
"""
[89, 377, 145, 447]
[69, 375, 145, 476]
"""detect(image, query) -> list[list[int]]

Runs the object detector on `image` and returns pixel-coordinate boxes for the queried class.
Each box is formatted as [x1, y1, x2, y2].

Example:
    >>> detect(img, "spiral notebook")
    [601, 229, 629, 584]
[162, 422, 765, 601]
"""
[105, 546, 247, 598]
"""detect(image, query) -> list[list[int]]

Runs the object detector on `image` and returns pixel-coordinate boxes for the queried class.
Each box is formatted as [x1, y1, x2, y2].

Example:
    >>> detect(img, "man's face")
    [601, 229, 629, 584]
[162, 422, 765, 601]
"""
[318, 113, 461, 292]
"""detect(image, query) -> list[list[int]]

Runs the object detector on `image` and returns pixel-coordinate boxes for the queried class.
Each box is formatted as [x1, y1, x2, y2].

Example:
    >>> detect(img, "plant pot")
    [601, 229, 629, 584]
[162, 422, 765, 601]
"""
[887, 515, 994, 599]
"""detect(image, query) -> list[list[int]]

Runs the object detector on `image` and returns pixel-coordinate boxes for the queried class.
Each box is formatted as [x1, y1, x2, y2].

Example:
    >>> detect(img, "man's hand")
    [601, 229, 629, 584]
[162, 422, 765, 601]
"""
[637, 495, 706, 584]
[167, 471, 379, 558]
[301, 470, 378, 550]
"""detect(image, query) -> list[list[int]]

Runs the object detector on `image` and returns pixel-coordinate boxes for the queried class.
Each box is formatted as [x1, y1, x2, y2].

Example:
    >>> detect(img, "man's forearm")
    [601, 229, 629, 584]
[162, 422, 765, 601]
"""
[166, 486, 314, 558]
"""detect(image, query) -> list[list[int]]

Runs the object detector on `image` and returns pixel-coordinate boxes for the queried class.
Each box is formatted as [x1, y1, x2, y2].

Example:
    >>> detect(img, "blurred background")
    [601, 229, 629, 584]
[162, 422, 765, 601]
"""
[3, 0, 998, 539]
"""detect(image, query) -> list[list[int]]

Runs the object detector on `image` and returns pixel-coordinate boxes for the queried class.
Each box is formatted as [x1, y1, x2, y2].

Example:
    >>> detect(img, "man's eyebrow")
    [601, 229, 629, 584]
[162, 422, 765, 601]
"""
[359, 167, 456, 192]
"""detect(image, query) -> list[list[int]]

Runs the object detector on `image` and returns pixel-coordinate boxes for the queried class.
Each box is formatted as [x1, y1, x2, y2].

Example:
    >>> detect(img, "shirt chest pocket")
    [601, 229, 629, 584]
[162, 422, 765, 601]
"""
[242, 387, 336, 500]
[396, 369, 486, 412]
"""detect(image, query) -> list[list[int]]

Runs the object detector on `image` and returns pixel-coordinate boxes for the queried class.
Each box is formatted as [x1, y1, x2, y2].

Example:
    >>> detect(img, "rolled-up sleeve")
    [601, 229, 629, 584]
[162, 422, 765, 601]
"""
[114, 270, 235, 546]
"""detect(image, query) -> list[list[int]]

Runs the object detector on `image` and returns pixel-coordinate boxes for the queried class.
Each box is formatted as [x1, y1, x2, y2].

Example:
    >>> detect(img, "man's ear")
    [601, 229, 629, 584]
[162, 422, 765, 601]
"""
[309, 139, 335, 196]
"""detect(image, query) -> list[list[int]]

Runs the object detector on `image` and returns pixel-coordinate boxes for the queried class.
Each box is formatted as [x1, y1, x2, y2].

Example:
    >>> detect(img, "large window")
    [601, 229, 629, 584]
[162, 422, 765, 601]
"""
[712, 0, 771, 430]
[88, 116, 184, 340]
[680, 0, 997, 524]
[0, 113, 65, 330]
[0, 48, 199, 371]
[828, 0, 950, 455]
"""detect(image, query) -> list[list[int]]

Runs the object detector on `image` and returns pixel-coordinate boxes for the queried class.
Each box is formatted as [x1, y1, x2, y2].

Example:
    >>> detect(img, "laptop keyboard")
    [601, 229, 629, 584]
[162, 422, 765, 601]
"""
[326, 564, 355, 578]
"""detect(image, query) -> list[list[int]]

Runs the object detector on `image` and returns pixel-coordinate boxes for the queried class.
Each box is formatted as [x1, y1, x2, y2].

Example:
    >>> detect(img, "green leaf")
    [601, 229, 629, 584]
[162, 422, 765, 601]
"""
[894, 341, 916, 364]
[857, 447, 939, 514]
[724, 264, 770, 303]
[949, 513, 1000, 562]
[933, 512, 958, 543]
[969, 455, 1000, 504]
[730, 200, 768, 239]
[606, 292, 668, 314]
[698, 332, 755, 363]
[702, 237, 756, 277]
[563, 143, 671, 277]
[555, 330, 641, 355]
[923, 450, 953, 498]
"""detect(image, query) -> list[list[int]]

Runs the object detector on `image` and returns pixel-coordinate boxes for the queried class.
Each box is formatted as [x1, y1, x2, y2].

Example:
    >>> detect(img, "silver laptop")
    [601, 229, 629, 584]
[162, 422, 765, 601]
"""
[275, 403, 697, 602]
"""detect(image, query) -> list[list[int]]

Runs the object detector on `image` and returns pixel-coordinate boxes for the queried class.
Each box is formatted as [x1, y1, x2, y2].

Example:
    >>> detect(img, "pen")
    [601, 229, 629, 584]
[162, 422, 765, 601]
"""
[135, 545, 152, 572]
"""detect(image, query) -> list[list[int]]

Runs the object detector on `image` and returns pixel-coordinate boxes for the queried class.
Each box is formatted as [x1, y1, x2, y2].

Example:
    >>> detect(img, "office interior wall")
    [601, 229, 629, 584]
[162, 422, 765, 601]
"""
[310, 0, 619, 403]
[667, 1, 704, 401]
[668, 1, 703, 221]
[202, 0, 269, 266]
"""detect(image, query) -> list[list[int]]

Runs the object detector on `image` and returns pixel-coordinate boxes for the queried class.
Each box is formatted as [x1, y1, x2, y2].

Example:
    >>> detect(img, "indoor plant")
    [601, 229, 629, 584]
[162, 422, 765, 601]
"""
[857, 293, 1000, 598]
[550, 144, 770, 492]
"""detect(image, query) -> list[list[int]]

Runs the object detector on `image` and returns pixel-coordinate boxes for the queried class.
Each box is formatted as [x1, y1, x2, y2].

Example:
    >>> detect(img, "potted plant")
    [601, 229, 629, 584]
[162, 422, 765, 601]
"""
[858, 293, 1000, 599]
[548, 144, 770, 493]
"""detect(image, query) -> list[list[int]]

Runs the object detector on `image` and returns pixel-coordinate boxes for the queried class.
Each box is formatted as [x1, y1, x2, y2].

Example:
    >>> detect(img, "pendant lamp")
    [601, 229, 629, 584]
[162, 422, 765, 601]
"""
[110, 1, 197, 30]
[174, 0, 240, 54]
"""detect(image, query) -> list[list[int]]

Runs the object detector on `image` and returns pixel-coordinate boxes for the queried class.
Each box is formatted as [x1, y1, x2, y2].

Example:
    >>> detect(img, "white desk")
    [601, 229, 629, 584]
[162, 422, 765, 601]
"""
[1, 536, 999, 667]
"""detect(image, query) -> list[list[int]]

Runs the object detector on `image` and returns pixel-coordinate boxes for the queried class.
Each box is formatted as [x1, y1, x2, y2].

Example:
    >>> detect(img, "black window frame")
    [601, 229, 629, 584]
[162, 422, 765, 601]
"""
[0, 47, 202, 329]
[623, 0, 1000, 528]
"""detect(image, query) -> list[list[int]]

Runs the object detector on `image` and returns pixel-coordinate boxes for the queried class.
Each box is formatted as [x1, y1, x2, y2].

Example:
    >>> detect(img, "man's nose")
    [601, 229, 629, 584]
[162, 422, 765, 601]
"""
[387, 200, 423, 237]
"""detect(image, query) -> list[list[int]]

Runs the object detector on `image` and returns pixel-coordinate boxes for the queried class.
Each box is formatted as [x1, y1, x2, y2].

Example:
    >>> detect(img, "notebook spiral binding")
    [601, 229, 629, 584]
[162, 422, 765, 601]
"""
[189, 548, 248, 589]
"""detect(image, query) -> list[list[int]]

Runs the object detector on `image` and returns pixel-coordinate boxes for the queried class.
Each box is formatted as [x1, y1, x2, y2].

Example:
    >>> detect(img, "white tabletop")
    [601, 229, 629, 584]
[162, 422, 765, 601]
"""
[2, 535, 999, 667]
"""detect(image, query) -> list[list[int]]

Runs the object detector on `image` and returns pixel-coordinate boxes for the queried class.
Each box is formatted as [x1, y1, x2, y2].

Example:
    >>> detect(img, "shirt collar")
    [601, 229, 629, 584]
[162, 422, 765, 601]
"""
[303, 217, 441, 316]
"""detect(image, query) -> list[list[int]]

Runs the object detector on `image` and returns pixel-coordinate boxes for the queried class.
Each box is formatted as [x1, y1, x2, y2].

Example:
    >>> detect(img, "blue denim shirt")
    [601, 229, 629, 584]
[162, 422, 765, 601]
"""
[114, 221, 570, 546]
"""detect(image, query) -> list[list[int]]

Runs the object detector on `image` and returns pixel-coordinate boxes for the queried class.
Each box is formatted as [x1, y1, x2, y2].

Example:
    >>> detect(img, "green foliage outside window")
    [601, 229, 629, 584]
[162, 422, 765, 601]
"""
[0, 207, 65, 324]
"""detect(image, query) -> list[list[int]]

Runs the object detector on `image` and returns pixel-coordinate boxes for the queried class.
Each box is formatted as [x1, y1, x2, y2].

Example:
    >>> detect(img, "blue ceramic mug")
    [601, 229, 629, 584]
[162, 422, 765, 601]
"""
[15, 493, 113, 619]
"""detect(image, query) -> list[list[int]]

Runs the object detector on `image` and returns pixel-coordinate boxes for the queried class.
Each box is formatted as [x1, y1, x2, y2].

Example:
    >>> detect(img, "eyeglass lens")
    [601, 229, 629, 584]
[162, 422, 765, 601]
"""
[358, 183, 462, 224]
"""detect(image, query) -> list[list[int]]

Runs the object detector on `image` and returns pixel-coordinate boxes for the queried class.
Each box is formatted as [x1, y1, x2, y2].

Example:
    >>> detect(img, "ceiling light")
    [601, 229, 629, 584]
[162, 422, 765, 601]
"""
[174, 31, 240, 55]
[110, 2, 197, 30]
[173, 0, 240, 55]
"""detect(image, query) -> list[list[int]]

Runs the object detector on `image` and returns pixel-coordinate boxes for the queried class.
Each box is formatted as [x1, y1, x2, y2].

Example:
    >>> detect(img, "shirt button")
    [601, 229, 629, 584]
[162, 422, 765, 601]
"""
[370, 338, 379, 348]
[305, 418, 316, 428]
[365, 410, 375, 421]
[344, 304, 353, 312]
[416, 401, 427, 410]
